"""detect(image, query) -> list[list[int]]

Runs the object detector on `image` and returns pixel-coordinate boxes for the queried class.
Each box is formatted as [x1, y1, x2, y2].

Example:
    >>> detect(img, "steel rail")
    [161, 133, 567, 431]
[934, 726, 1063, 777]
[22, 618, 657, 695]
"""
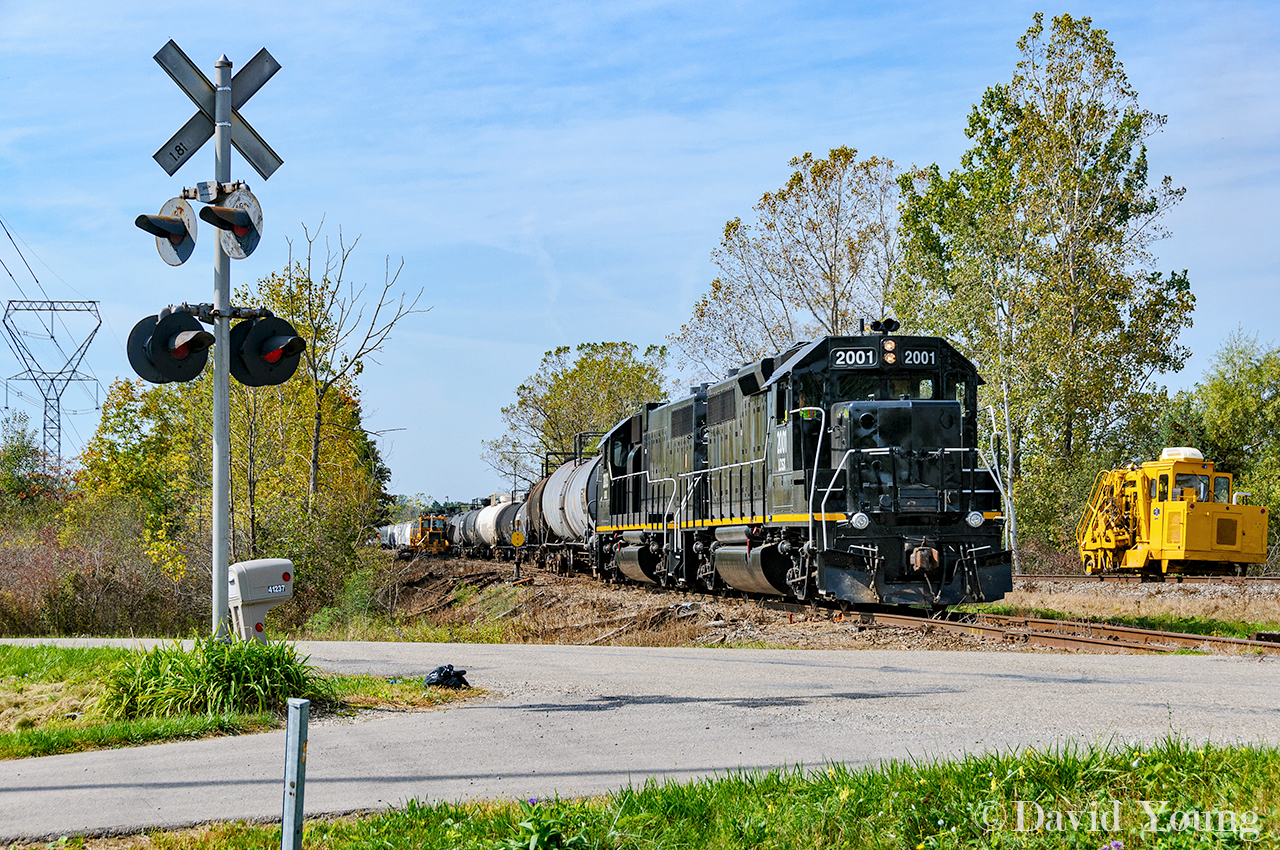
[1014, 573, 1280, 584]
[761, 599, 1280, 656]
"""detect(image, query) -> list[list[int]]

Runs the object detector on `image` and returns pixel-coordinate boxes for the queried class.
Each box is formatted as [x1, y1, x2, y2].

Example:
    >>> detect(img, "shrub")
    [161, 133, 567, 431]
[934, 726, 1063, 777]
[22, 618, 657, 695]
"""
[99, 636, 336, 719]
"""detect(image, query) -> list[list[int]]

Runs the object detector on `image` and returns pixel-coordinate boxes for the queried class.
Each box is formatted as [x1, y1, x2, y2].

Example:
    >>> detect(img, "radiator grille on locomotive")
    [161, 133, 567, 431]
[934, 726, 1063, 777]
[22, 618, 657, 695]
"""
[672, 405, 695, 437]
[707, 388, 736, 426]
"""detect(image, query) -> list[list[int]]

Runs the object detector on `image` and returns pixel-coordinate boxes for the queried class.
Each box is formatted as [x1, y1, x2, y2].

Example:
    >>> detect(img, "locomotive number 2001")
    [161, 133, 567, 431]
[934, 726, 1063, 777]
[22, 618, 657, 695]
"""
[831, 348, 877, 368]
[902, 350, 937, 366]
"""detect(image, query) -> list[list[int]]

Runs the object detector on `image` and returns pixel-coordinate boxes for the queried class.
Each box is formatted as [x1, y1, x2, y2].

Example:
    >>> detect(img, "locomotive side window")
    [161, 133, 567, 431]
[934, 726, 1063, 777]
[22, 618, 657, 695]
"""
[795, 372, 824, 413]
[1215, 476, 1230, 503]
[1158, 474, 1169, 502]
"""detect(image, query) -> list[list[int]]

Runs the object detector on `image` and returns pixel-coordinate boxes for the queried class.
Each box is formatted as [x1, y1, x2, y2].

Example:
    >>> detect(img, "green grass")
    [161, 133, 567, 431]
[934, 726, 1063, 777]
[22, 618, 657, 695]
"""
[0, 641, 475, 760]
[962, 603, 1275, 640]
[0, 711, 276, 759]
[299, 611, 515, 643]
[0, 643, 132, 683]
[99, 736, 1280, 849]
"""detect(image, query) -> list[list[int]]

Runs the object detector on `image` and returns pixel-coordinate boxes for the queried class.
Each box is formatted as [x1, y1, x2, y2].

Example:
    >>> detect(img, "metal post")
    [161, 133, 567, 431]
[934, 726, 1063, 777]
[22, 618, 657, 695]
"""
[282, 698, 309, 850]
[211, 55, 233, 636]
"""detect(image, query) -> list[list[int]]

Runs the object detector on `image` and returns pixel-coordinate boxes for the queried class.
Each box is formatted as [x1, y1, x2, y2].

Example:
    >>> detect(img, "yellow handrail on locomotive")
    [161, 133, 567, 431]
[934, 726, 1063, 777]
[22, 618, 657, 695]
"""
[1077, 447, 1267, 575]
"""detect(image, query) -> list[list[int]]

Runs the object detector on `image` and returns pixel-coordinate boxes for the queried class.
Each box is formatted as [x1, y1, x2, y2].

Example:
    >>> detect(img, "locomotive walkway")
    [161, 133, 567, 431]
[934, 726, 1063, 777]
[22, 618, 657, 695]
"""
[2, 640, 1279, 841]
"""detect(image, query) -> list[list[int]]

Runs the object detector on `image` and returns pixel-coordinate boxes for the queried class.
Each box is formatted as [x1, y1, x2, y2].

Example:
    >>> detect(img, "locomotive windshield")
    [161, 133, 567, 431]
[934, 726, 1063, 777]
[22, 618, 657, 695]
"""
[833, 372, 938, 402]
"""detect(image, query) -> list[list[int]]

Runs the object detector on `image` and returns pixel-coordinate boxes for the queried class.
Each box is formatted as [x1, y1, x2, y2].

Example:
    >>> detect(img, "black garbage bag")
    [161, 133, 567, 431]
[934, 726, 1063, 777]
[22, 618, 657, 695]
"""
[424, 664, 470, 689]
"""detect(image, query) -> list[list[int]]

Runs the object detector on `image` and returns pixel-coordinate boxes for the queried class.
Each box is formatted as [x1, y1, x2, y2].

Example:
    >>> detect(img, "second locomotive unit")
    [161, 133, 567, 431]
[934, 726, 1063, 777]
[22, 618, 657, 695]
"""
[521, 325, 1013, 608]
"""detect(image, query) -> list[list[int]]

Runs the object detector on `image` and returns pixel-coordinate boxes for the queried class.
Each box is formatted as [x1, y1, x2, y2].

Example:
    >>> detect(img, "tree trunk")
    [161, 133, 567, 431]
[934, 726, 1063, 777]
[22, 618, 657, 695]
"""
[309, 393, 323, 517]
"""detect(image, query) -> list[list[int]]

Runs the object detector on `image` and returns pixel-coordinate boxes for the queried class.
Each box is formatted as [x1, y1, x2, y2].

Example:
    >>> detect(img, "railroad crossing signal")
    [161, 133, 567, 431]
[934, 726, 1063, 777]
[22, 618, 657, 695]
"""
[200, 187, 263, 259]
[229, 317, 306, 386]
[152, 40, 283, 180]
[127, 312, 215, 383]
[136, 41, 286, 638]
[135, 197, 198, 266]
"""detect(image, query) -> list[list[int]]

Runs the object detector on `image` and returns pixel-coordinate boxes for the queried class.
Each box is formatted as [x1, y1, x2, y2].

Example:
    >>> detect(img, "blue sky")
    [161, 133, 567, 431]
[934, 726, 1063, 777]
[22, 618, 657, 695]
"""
[1, 1, 1277, 501]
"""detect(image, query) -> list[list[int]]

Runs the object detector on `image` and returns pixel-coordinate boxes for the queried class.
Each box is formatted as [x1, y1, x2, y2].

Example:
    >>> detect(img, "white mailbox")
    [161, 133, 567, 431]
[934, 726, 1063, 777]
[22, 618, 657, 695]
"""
[228, 558, 294, 642]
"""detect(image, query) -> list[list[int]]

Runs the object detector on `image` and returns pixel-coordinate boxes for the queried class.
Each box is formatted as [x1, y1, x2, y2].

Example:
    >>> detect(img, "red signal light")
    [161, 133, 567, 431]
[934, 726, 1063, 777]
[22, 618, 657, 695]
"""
[171, 342, 190, 361]
[264, 346, 284, 364]
[282, 572, 291, 582]
[255, 622, 263, 632]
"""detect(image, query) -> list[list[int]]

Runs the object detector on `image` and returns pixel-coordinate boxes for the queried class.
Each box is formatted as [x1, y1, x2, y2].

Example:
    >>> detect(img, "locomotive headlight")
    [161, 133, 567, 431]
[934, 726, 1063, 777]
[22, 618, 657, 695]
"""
[966, 510, 985, 528]
[851, 512, 871, 530]
[884, 352, 897, 364]
[882, 339, 896, 351]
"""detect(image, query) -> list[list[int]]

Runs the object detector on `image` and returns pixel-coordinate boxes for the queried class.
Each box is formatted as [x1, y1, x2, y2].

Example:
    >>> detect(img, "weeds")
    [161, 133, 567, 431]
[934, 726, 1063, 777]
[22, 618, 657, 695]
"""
[98, 635, 336, 719]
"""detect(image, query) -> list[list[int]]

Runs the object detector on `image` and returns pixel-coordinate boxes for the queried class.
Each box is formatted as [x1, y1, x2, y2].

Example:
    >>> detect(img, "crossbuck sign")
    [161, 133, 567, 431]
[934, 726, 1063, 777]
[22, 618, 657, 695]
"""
[153, 40, 283, 179]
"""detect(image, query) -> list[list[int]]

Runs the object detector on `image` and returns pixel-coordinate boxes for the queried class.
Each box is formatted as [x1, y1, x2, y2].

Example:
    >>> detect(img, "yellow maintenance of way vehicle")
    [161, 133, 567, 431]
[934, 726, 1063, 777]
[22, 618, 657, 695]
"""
[1077, 447, 1268, 576]
[415, 515, 451, 556]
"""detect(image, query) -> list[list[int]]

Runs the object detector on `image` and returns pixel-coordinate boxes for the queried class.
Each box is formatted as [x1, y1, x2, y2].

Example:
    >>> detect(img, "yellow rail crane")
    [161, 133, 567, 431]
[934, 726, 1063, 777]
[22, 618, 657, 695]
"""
[1077, 447, 1268, 576]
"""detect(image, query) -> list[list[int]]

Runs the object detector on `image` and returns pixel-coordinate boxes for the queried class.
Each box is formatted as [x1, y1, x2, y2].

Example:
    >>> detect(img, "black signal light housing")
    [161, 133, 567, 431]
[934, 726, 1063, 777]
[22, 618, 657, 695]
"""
[230, 316, 306, 387]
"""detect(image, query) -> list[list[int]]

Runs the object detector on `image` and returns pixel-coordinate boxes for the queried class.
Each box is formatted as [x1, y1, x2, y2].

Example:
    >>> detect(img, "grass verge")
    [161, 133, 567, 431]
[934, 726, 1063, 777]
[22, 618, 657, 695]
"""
[963, 603, 1276, 640]
[38, 735, 1278, 849]
[0, 642, 476, 760]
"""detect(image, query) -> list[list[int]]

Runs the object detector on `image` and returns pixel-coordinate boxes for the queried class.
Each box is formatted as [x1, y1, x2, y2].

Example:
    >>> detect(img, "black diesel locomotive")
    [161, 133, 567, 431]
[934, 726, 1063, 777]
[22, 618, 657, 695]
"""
[518, 327, 1013, 608]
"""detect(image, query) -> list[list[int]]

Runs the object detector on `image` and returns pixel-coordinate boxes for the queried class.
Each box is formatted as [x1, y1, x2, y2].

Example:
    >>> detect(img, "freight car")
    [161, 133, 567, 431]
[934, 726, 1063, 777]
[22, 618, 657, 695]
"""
[445, 494, 527, 560]
[389, 326, 1013, 608]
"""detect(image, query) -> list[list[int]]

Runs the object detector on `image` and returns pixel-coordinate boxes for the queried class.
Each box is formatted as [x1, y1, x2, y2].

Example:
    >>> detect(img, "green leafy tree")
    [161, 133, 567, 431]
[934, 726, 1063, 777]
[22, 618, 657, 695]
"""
[895, 13, 1194, 551]
[257, 222, 423, 517]
[670, 147, 900, 379]
[0, 411, 44, 503]
[483, 342, 669, 486]
[1152, 332, 1280, 547]
[76, 380, 197, 576]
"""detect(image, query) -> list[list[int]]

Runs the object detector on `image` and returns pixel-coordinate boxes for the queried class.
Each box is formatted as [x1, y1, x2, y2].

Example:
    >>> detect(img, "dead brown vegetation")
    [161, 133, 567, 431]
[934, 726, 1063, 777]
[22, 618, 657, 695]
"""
[372, 557, 1043, 652]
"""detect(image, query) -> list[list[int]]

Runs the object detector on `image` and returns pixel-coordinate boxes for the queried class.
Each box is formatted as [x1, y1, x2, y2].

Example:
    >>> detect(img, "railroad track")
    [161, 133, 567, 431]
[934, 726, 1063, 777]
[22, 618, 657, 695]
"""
[1014, 573, 1280, 584]
[762, 601, 1280, 656]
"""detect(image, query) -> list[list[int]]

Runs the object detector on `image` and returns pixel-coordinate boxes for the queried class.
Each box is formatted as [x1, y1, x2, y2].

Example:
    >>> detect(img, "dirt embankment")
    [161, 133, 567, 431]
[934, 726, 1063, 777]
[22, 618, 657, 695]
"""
[379, 558, 1050, 652]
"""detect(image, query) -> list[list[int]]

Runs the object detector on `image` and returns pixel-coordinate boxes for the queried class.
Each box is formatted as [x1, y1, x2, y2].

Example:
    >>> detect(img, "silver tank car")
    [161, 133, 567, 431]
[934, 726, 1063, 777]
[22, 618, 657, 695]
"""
[539, 456, 601, 542]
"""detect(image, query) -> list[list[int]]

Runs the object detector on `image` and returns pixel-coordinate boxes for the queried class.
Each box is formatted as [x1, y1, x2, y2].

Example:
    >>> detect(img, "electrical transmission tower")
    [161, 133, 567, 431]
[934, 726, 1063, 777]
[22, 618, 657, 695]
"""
[3, 300, 100, 470]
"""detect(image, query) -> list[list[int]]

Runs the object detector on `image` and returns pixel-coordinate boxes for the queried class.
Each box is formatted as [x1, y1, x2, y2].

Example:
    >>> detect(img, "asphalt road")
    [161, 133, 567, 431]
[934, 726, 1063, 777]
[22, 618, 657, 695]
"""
[2, 639, 1278, 841]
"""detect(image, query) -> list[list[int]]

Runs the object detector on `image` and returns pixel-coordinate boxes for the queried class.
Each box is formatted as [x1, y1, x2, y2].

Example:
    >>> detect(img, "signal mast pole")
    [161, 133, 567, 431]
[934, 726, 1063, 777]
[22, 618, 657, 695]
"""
[211, 55, 233, 636]
[135, 40, 290, 637]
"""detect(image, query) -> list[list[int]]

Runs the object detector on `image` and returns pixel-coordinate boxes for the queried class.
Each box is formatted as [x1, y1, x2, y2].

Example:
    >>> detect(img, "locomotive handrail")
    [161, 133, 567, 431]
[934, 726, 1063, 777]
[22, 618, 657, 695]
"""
[820, 449, 860, 551]
[678, 457, 765, 477]
[791, 407, 827, 551]
[818, 446, 992, 552]
[608, 468, 676, 532]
